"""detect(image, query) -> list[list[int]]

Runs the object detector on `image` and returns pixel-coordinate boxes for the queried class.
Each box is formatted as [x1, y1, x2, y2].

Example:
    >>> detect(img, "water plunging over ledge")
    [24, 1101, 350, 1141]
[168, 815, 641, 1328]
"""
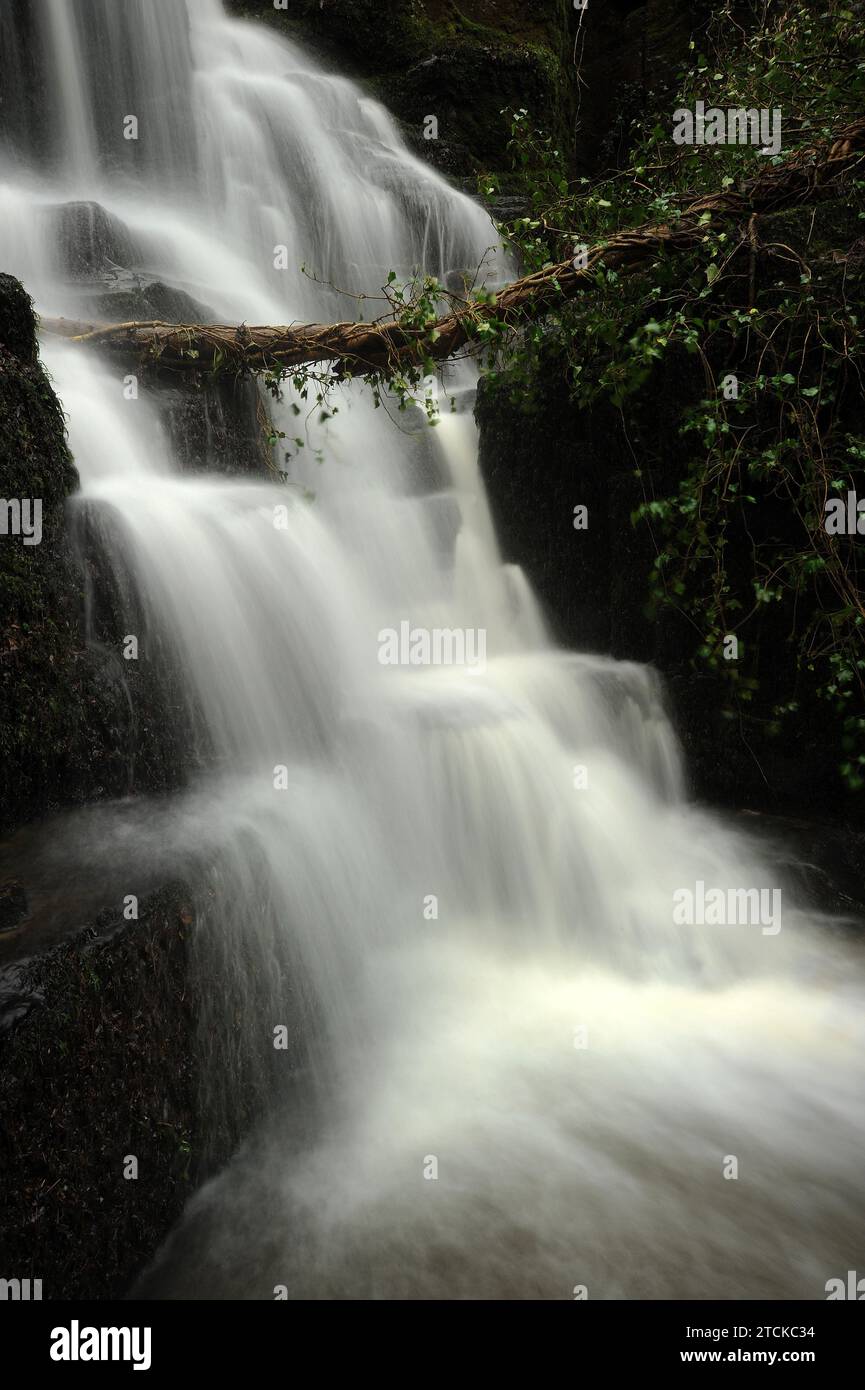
[1, 0, 863, 1298]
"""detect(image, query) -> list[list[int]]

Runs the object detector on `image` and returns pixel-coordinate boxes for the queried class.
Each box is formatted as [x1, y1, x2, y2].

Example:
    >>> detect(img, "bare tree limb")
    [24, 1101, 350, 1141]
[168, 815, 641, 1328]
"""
[39, 120, 865, 380]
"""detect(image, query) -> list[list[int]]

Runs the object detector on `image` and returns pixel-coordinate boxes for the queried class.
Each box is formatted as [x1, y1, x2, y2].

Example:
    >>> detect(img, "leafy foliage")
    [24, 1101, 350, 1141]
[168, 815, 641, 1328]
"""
[479, 0, 865, 789]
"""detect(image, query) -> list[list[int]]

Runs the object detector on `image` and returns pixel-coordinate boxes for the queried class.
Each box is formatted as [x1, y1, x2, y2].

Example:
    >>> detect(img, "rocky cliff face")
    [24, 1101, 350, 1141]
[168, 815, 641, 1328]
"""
[0, 274, 125, 834]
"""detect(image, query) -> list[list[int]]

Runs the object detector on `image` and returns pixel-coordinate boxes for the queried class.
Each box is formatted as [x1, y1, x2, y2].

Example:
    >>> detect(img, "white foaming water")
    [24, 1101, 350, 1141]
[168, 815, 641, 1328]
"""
[2, 0, 863, 1298]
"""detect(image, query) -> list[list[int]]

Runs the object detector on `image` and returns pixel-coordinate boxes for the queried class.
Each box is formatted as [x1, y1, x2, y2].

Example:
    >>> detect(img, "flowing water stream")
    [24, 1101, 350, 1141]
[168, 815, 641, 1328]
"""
[1, 0, 863, 1299]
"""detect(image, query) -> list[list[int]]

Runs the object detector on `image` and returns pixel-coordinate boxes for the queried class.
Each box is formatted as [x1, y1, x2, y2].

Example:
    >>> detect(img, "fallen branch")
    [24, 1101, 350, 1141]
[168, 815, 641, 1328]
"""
[40, 120, 865, 380]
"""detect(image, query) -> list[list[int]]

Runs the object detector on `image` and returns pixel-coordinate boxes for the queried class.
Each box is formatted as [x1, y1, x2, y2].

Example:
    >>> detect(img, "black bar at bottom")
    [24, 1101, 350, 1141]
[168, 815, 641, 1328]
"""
[0, 1299, 860, 1375]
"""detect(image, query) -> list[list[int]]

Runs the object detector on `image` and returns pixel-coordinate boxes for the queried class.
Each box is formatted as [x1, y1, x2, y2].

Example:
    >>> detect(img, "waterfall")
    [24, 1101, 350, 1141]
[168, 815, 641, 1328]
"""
[2, 0, 863, 1299]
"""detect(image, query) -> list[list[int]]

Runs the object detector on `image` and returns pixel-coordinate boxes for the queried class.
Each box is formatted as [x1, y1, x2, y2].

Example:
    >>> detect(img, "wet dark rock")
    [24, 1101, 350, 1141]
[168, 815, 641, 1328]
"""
[70, 498, 207, 792]
[735, 812, 865, 924]
[49, 200, 141, 280]
[0, 272, 196, 833]
[45, 201, 214, 323]
[0, 272, 98, 833]
[0, 272, 39, 363]
[482, 194, 530, 225]
[90, 281, 214, 326]
[0, 870, 290, 1298]
[160, 377, 273, 477]
[0, 885, 200, 1298]
[390, 39, 568, 171]
[0, 879, 28, 933]
[0, 960, 43, 1034]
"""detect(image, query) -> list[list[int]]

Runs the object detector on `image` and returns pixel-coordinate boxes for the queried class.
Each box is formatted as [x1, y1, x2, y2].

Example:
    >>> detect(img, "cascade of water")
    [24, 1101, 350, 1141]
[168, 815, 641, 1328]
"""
[2, 0, 863, 1299]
